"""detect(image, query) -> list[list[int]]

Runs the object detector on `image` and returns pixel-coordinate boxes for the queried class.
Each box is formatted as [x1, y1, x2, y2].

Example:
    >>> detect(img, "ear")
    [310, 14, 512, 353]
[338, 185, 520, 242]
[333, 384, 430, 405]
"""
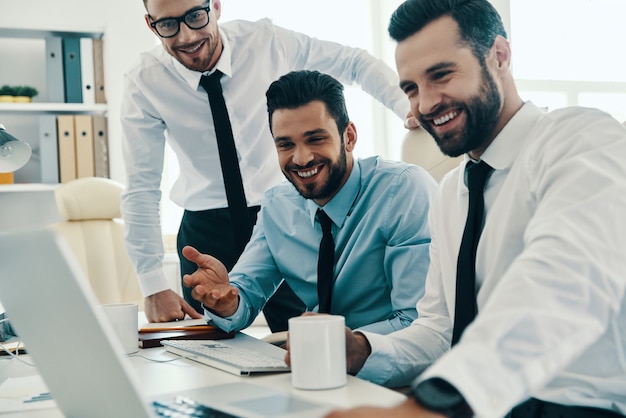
[344, 121, 358, 153]
[492, 35, 512, 73]
[212, 0, 222, 20]
[144, 14, 157, 35]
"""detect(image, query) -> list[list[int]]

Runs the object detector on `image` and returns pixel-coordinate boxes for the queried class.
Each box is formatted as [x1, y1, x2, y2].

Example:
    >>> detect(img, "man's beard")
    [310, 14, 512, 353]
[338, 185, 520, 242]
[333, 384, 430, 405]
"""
[285, 146, 347, 201]
[170, 36, 218, 73]
[421, 66, 502, 158]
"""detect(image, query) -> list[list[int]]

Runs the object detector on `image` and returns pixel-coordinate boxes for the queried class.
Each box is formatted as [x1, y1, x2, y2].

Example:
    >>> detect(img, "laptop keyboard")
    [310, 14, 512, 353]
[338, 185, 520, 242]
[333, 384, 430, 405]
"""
[153, 396, 237, 418]
[162, 340, 290, 374]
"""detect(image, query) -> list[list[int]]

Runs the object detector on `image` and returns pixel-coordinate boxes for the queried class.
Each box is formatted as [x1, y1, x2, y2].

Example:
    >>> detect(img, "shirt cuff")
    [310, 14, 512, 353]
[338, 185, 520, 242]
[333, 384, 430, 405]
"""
[203, 299, 247, 333]
[418, 342, 527, 418]
[138, 268, 171, 297]
[355, 331, 397, 385]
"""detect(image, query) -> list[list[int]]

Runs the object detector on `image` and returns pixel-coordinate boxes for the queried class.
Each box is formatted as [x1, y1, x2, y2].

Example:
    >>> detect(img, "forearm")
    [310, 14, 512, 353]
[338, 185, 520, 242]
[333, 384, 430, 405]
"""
[203, 294, 252, 332]
[280, 26, 407, 119]
[121, 188, 167, 296]
[355, 309, 417, 335]
[356, 325, 448, 388]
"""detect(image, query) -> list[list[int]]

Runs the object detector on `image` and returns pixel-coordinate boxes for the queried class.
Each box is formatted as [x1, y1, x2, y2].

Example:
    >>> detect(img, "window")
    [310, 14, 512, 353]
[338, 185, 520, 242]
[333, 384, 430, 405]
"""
[510, 0, 626, 122]
[163, 1, 626, 237]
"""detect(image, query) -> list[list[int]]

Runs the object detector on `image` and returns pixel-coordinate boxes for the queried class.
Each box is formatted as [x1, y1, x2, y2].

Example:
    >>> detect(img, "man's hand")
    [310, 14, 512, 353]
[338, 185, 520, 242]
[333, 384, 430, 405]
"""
[404, 112, 420, 130]
[345, 330, 371, 375]
[144, 289, 203, 322]
[181, 245, 240, 317]
[325, 398, 446, 418]
[283, 314, 372, 376]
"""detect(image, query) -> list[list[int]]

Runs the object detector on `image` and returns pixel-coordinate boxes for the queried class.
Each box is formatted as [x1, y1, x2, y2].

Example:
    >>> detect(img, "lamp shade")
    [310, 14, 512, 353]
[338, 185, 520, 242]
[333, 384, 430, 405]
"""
[0, 124, 32, 173]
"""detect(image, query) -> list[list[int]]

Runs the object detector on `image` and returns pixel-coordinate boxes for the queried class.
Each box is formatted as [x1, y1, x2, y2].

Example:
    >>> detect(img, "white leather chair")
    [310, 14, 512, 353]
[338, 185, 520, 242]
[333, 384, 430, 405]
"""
[49, 177, 144, 310]
[401, 126, 463, 182]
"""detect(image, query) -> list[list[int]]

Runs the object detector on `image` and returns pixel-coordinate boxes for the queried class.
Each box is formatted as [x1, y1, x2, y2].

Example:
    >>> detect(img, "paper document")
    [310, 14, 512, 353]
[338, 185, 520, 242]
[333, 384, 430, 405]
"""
[0, 375, 57, 413]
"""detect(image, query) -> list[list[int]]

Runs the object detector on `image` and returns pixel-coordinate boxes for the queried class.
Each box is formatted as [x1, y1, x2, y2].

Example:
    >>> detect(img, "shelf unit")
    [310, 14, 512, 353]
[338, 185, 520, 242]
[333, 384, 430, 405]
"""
[0, 102, 107, 115]
[0, 26, 108, 184]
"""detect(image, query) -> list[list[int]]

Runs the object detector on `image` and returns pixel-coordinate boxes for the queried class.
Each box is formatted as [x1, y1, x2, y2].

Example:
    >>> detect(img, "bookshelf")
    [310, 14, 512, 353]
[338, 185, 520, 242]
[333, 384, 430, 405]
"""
[0, 102, 107, 115]
[0, 26, 109, 184]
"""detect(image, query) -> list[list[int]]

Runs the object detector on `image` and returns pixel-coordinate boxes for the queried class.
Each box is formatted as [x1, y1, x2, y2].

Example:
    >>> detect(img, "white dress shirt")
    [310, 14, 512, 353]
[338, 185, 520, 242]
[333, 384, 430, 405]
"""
[120, 18, 409, 296]
[359, 102, 626, 418]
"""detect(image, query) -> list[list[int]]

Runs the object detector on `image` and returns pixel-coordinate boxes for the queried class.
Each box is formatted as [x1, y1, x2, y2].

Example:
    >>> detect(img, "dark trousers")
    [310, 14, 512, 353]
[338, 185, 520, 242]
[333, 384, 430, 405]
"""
[508, 398, 624, 418]
[177, 207, 306, 332]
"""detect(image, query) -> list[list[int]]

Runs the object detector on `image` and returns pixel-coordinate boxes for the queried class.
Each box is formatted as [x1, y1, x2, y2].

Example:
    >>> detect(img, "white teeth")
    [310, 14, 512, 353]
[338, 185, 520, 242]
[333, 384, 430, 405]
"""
[296, 167, 319, 178]
[434, 111, 458, 126]
[181, 43, 202, 53]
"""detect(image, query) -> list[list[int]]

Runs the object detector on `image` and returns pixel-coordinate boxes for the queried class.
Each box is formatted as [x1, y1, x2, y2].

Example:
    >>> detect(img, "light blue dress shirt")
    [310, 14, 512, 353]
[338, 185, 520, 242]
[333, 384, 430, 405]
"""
[207, 156, 437, 334]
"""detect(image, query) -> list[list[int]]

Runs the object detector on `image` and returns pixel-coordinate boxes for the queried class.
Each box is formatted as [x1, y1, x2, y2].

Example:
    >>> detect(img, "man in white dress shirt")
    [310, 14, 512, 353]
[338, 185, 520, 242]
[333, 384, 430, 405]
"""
[325, 0, 626, 417]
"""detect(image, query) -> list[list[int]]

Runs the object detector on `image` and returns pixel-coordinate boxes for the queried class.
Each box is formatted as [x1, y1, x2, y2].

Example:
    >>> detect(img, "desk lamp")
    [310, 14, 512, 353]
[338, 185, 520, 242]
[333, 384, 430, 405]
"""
[0, 123, 32, 173]
[0, 124, 32, 340]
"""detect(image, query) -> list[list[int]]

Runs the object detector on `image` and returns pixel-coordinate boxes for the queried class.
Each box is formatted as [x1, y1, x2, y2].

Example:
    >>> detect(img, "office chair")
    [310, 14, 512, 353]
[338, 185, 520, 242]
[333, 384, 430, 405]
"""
[49, 177, 144, 310]
[401, 126, 463, 182]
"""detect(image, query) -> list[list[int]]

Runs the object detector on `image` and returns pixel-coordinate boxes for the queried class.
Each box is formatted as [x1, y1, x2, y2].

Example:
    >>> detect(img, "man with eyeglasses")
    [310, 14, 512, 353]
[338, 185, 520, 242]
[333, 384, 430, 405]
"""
[120, 0, 419, 329]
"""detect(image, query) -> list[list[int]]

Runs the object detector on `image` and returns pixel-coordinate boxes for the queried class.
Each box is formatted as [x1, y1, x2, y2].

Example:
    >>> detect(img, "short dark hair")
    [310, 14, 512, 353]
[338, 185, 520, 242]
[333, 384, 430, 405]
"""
[265, 70, 350, 136]
[388, 0, 507, 61]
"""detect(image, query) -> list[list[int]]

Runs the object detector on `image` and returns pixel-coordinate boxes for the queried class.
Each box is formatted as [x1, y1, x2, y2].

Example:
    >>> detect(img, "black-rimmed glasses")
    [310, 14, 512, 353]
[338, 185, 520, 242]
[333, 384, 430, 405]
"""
[149, 6, 210, 38]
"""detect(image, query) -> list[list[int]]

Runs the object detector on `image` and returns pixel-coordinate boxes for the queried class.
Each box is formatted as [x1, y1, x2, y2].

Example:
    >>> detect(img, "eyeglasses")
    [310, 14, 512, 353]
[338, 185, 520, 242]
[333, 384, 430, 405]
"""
[149, 6, 211, 38]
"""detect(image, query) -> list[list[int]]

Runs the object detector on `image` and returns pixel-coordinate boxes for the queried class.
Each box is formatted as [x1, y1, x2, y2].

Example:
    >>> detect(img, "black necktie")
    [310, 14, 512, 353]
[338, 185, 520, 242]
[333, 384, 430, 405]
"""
[452, 160, 494, 346]
[317, 210, 335, 314]
[200, 71, 252, 253]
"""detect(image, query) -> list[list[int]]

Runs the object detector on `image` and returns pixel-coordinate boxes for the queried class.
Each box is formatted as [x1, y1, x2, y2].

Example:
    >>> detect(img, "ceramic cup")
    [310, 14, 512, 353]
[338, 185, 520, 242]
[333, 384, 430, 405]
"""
[288, 315, 347, 390]
[100, 303, 139, 355]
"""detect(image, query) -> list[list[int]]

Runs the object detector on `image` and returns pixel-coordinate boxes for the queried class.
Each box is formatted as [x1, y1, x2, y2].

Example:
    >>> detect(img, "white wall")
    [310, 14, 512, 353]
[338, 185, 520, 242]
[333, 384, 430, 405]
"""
[0, 0, 157, 183]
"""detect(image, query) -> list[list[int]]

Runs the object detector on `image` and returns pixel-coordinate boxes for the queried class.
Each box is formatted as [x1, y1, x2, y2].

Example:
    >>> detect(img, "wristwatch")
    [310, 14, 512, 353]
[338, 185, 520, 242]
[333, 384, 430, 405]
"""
[410, 378, 473, 418]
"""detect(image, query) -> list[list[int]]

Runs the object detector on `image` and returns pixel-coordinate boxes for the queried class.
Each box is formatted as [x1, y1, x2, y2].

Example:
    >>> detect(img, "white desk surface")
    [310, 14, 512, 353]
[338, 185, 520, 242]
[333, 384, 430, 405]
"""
[0, 331, 406, 417]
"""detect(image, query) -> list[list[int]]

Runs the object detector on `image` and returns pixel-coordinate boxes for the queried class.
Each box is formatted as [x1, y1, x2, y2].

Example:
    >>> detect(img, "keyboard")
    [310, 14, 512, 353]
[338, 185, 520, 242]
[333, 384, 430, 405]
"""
[153, 396, 237, 418]
[161, 340, 290, 376]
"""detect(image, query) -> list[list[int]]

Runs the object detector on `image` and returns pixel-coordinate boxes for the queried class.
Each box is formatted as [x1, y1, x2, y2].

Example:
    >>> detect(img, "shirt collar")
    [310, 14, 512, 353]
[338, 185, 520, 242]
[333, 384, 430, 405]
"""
[170, 27, 233, 90]
[475, 101, 543, 170]
[306, 158, 362, 228]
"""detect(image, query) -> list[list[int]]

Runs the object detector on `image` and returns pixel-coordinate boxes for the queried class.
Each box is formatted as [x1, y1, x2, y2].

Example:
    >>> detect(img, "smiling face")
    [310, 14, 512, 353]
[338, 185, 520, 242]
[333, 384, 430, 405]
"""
[395, 16, 506, 159]
[271, 100, 356, 206]
[145, 0, 222, 72]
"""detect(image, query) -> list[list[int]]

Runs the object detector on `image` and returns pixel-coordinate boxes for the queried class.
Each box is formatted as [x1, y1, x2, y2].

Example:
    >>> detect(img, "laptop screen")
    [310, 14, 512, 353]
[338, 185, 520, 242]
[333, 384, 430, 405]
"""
[0, 228, 152, 417]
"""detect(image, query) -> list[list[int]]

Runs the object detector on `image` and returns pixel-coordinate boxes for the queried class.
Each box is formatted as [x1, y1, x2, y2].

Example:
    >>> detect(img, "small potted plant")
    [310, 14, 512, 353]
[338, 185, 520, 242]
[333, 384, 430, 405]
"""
[0, 85, 15, 102]
[13, 85, 38, 103]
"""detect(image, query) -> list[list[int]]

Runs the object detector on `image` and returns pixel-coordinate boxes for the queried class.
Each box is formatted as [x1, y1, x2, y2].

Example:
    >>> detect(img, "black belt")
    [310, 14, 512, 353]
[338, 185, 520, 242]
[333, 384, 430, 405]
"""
[509, 398, 624, 418]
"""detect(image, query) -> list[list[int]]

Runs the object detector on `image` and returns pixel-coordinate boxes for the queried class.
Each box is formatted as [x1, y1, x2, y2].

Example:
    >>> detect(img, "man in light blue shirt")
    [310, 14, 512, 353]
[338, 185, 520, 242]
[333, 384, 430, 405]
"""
[183, 70, 436, 334]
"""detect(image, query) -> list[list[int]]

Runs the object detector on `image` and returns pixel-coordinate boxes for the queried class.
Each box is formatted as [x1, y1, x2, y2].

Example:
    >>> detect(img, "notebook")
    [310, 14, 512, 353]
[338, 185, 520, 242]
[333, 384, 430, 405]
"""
[0, 228, 331, 418]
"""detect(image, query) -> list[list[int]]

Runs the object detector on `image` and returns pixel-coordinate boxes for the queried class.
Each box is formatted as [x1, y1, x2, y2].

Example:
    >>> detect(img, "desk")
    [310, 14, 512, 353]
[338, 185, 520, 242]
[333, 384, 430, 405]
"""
[0, 332, 406, 417]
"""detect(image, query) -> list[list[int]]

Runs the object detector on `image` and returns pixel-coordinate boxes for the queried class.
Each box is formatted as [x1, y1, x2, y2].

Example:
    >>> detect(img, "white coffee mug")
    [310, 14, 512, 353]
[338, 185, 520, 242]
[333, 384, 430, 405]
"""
[288, 315, 347, 390]
[100, 303, 139, 355]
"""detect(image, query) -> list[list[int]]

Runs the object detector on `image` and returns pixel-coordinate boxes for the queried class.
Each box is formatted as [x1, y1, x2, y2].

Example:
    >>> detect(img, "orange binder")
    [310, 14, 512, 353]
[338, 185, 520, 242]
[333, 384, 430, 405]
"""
[0, 172, 14, 184]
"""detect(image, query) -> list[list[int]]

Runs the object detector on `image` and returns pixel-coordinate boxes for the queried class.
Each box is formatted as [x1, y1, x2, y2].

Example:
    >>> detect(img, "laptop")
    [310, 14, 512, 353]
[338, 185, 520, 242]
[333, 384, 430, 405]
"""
[0, 228, 332, 417]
